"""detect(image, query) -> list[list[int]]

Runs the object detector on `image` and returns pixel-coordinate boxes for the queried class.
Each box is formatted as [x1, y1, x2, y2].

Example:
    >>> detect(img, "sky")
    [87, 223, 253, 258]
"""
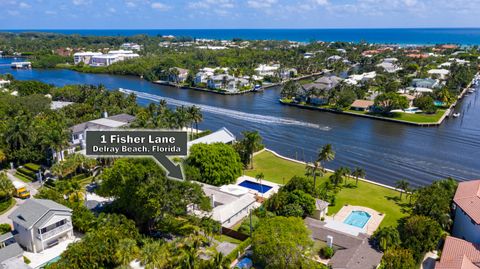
[1, 0, 480, 29]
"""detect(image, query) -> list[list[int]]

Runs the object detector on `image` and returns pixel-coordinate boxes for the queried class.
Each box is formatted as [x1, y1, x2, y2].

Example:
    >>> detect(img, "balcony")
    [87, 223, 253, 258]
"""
[36, 222, 72, 241]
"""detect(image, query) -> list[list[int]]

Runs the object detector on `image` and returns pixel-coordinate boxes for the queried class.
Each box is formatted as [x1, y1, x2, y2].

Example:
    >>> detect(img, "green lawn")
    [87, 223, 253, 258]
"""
[348, 109, 446, 124]
[0, 198, 15, 215]
[245, 151, 408, 227]
[214, 234, 242, 245]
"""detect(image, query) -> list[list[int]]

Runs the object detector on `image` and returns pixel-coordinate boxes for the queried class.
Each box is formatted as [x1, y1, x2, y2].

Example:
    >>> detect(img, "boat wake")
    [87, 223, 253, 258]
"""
[119, 88, 330, 130]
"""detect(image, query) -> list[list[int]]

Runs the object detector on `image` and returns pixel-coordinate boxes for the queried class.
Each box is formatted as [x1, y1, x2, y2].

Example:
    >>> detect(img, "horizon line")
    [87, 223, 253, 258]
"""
[2, 27, 480, 31]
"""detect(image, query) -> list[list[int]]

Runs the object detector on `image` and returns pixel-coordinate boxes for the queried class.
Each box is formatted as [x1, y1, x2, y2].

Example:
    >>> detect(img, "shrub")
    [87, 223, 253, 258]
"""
[17, 167, 36, 179]
[23, 256, 31, 264]
[223, 238, 252, 266]
[0, 223, 11, 234]
[320, 246, 334, 259]
[24, 163, 41, 172]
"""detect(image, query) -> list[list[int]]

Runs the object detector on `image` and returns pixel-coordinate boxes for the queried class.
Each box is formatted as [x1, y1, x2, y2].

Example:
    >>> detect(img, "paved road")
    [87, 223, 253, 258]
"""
[0, 170, 42, 225]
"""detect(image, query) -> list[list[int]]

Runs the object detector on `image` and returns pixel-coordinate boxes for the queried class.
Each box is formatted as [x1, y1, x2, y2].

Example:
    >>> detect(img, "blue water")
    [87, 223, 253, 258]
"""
[238, 180, 272, 194]
[3, 28, 480, 44]
[343, 211, 371, 228]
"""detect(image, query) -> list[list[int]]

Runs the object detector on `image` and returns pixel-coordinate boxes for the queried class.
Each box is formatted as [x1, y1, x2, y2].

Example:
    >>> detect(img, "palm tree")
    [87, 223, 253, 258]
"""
[317, 144, 335, 173]
[306, 161, 323, 189]
[352, 167, 365, 186]
[395, 179, 410, 200]
[4, 116, 30, 151]
[329, 169, 343, 189]
[115, 238, 139, 266]
[188, 106, 203, 137]
[256, 172, 264, 196]
[242, 131, 263, 169]
[140, 240, 171, 269]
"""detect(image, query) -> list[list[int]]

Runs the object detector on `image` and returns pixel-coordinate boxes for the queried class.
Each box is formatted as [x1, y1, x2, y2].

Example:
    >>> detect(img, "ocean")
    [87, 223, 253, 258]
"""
[2, 28, 480, 45]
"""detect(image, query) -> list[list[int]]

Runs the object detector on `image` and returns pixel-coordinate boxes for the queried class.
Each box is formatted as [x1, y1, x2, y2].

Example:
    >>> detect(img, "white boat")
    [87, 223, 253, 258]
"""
[453, 113, 461, 118]
[468, 88, 476, 93]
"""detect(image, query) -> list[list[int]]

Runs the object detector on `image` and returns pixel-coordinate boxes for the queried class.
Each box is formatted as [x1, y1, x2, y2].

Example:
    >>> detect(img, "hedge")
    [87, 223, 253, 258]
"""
[223, 237, 252, 267]
[17, 168, 36, 179]
[24, 163, 41, 172]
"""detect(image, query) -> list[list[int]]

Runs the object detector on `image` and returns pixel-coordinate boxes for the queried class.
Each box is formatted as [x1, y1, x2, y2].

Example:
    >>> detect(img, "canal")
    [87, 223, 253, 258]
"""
[2, 58, 479, 187]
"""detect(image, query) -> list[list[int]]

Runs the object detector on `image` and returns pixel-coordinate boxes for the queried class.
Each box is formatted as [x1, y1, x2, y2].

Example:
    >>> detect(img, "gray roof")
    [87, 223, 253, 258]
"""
[315, 199, 329, 211]
[0, 233, 13, 243]
[305, 217, 383, 269]
[0, 242, 23, 264]
[70, 113, 135, 134]
[9, 199, 72, 229]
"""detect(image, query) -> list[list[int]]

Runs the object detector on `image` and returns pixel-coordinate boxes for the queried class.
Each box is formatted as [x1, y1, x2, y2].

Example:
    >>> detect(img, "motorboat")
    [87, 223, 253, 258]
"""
[453, 113, 461, 118]
[468, 88, 476, 93]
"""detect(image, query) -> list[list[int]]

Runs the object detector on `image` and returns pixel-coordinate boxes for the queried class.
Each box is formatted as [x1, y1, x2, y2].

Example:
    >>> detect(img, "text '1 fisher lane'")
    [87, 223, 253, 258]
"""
[85, 130, 188, 180]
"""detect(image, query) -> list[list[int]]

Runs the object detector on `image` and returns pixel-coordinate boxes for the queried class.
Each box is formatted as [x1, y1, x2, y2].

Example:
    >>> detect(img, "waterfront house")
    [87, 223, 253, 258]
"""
[327, 55, 343, 62]
[305, 217, 383, 269]
[0, 79, 10, 89]
[189, 183, 257, 228]
[400, 94, 416, 107]
[452, 180, 480, 244]
[207, 75, 249, 92]
[280, 68, 298, 79]
[9, 199, 73, 253]
[169, 67, 189, 83]
[73, 51, 103, 65]
[0, 232, 25, 267]
[350, 100, 374, 111]
[255, 64, 279, 77]
[53, 113, 135, 161]
[435, 236, 480, 269]
[89, 50, 139, 67]
[188, 127, 236, 148]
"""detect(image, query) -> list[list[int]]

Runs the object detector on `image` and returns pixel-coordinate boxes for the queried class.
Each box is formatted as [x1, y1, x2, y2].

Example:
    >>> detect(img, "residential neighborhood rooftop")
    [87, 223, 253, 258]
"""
[453, 180, 480, 224]
[435, 236, 480, 269]
[9, 199, 72, 229]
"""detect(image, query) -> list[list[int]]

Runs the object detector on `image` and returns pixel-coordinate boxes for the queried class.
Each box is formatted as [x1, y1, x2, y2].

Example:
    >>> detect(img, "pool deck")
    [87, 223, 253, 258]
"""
[236, 175, 281, 199]
[329, 205, 384, 235]
[24, 237, 79, 268]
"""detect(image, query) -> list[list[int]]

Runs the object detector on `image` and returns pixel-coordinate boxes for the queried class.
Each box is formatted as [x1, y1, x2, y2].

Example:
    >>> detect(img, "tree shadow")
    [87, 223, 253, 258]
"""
[385, 195, 413, 214]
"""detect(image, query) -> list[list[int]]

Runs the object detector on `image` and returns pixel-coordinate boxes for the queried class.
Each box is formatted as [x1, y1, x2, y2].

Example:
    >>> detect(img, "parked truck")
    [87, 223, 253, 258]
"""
[12, 181, 30, 199]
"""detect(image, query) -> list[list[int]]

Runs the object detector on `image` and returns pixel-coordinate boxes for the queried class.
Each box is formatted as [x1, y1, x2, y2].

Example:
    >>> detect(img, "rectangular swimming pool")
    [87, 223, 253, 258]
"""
[343, 211, 371, 228]
[238, 180, 272, 194]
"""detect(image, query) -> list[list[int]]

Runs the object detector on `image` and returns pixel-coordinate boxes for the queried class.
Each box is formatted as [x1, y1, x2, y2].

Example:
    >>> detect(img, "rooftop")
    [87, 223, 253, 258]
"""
[70, 113, 135, 134]
[435, 236, 480, 269]
[454, 180, 480, 224]
[188, 127, 236, 147]
[9, 199, 72, 229]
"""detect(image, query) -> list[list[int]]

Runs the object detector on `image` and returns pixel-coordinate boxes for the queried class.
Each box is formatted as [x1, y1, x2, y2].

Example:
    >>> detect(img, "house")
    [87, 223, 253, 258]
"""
[73, 52, 103, 65]
[280, 68, 298, 79]
[120, 43, 142, 51]
[303, 75, 343, 92]
[188, 127, 236, 148]
[53, 113, 135, 161]
[312, 199, 329, 220]
[9, 199, 73, 253]
[89, 50, 139, 67]
[305, 218, 383, 269]
[207, 75, 249, 92]
[345, 72, 376, 85]
[255, 64, 279, 77]
[377, 59, 402, 73]
[412, 78, 439, 89]
[70, 113, 135, 149]
[350, 100, 374, 111]
[400, 94, 415, 107]
[0, 232, 25, 268]
[169, 67, 189, 83]
[428, 69, 450, 80]
[435, 236, 480, 269]
[0, 79, 10, 89]
[189, 183, 257, 228]
[452, 180, 480, 244]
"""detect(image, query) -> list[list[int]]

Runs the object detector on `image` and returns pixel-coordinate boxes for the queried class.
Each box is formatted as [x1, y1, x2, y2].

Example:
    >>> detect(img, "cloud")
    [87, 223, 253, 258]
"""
[314, 0, 329, 6]
[151, 2, 170, 11]
[189, 0, 235, 9]
[19, 2, 31, 8]
[247, 0, 277, 9]
[126, 1, 136, 8]
[72, 0, 91, 6]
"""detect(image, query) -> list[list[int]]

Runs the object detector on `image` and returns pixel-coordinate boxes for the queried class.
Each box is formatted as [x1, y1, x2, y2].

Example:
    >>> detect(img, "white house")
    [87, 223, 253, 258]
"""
[188, 127, 236, 148]
[90, 50, 139, 67]
[0, 79, 10, 89]
[190, 183, 257, 228]
[0, 232, 25, 267]
[452, 180, 480, 244]
[120, 43, 142, 51]
[73, 52, 103, 65]
[9, 199, 73, 253]
[255, 64, 279, 77]
[428, 69, 450, 80]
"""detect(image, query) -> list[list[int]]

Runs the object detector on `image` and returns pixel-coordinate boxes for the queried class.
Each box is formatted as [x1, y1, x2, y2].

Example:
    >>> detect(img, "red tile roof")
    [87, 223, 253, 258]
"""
[454, 180, 480, 224]
[350, 100, 374, 109]
[435, 236, 480, 269]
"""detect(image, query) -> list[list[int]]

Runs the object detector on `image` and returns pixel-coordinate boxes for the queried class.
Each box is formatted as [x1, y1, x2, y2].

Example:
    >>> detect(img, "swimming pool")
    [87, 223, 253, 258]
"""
[343, 211, 371, 228]
[238, 180, 272, 194]
[434, 101, 446, 107]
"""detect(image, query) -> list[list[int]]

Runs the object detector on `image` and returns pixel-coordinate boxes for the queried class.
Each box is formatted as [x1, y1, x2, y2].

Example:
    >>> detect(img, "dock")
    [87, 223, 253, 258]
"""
[11, 61, 32, 69]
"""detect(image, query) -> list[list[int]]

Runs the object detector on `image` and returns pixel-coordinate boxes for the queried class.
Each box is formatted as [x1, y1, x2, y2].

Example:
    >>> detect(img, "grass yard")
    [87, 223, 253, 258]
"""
[0, 198, 15, 215]
[245, 151, 408, 227]
[348, 109, 446, 124]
